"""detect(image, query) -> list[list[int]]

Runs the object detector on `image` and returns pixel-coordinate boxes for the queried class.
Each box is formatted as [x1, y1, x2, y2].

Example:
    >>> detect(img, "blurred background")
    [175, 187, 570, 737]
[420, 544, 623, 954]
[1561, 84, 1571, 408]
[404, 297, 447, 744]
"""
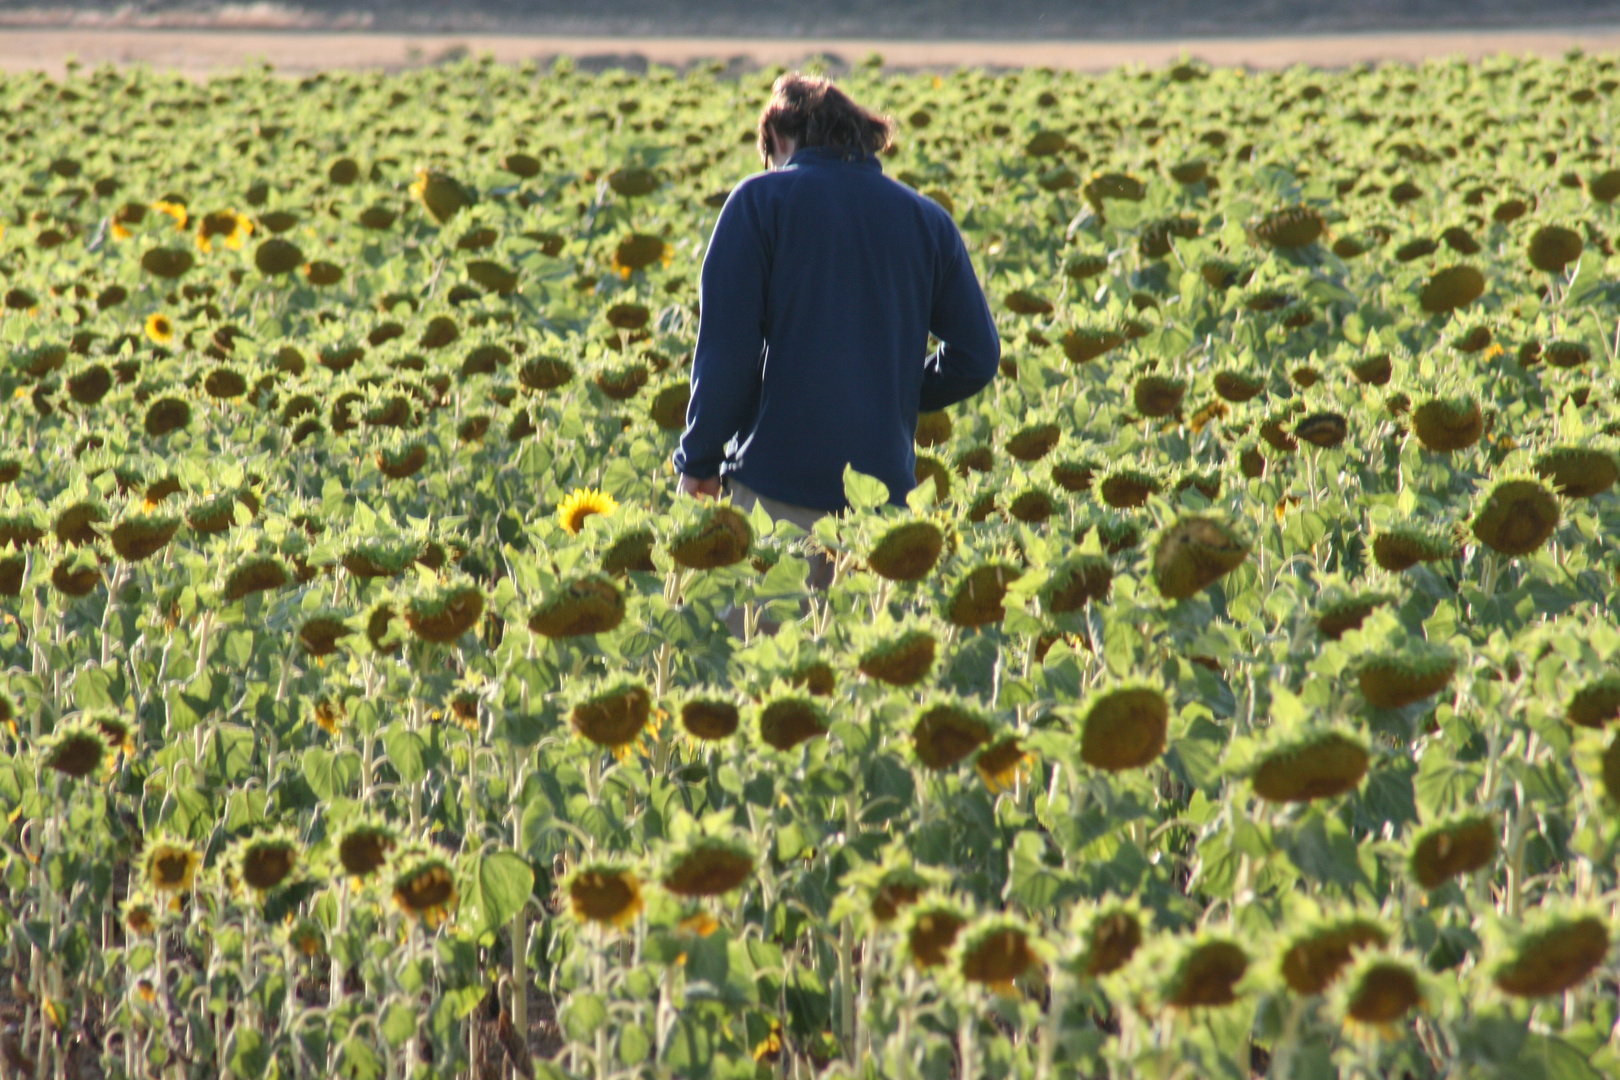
[2, 0, 1617, 36]
[1, 0, 1616, 75]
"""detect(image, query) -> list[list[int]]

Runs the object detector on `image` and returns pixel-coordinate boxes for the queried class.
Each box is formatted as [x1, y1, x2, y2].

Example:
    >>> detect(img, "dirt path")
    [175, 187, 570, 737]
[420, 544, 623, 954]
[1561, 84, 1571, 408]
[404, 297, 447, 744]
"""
[2, 26, 1619, 77]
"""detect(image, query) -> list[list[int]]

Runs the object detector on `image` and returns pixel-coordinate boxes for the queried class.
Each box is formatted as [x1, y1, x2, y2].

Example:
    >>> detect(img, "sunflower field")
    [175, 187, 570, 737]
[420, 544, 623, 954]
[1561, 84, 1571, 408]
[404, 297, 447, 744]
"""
[1, 44, 1620, 1080]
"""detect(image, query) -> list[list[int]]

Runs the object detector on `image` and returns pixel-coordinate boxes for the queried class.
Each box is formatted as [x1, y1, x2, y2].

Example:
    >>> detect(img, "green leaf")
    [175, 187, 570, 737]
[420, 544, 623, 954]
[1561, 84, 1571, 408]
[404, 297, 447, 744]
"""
[560, 992, 607, 1042]
[841, 464, 890, 512]
[227, 1027, 270, 1079]
[381, 724, 427, 784]
[1509, 1035, 1601, 1080]
[469, 850, 533, 938]
[380, 1002, 417, 1048]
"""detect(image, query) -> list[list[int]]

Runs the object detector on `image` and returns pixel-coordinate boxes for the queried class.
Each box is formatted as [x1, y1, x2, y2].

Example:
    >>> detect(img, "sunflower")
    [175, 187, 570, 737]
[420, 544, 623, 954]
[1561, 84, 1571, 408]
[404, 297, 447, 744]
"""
[143, 839, 200, 893]
[557, 488, 618, 535]
[899, 899, 970, 969]
[564, 863, 644, 929]
[1337, 954, 1426, 1031]
[42, 723, 107, 780]
[975, 736, 1030, 794]
[571, 682, 654, 759]
[1160, 936, 1249, 1008]
[661, 836, 754, 898]
[232, 834, 300, 893]
[123, 894, 158, 936]
[678, 694, 741, 742]
[312, 697, 345, 735]
[196, 209, 252, 253]
[956, 915, 1043, 993]
[144, 313, 175, 346]
[285, 919, 325, 959]
[392, 854, 459, 928]
[337, 822, 396, 878]
[1073, 901, 1145, 977]
[911, 700, 993, 771]
[151, 199, 188, 229]
[1279, 918, 1389, 995]
[1490, 913, 1609, 997]
[1075, 683, 1169, 772]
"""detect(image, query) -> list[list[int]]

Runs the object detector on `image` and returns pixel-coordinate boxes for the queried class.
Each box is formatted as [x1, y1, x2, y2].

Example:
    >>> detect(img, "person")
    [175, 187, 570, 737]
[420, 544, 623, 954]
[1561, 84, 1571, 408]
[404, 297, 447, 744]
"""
[673, 72, 1001, 548]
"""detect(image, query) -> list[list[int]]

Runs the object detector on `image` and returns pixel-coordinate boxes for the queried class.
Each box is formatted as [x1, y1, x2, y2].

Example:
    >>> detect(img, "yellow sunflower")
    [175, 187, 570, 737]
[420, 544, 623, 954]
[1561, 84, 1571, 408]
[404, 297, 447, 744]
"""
[565, 863, 644, 929]
[144, 313, 174, 346]
[975, 736, 1030, 794]
[557, 488, 617, 535]
[151, 200, 187, 230]
[143, 840, 200, 893]
[196, 209, 253, 254]
[110, 219, 131, 241]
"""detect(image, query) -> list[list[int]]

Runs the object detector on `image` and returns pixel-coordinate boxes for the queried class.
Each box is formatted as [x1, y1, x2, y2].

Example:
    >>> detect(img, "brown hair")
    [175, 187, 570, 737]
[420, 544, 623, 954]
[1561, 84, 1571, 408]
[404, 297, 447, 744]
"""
[756, 74, 895, 164]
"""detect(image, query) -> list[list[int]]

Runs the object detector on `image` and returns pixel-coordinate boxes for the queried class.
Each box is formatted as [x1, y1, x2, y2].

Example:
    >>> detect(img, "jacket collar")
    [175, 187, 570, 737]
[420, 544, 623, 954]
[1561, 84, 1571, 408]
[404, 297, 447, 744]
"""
[784, 146, 882, 171]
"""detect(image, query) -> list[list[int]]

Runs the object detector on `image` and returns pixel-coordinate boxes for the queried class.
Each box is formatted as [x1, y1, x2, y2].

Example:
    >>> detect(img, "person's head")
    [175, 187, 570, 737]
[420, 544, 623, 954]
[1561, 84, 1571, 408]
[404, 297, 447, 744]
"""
[756, 73, 895, 167]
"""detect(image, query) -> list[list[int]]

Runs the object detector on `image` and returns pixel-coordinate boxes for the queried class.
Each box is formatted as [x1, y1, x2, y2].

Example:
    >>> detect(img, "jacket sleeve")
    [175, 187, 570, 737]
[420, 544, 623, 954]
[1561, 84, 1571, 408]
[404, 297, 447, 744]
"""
[919, 223, 1000, 413]
[673, 185, 771, 479]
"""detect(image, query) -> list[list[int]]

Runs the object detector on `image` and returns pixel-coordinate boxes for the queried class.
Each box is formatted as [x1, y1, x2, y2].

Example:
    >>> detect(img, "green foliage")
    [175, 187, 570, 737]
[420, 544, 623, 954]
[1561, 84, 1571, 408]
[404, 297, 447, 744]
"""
[0, 48, 1618, 1080]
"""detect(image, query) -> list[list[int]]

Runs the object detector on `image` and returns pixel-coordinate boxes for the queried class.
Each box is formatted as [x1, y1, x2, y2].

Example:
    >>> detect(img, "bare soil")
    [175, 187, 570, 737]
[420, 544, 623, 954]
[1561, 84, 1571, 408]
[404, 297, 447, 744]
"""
[3, 26, 1620, 78]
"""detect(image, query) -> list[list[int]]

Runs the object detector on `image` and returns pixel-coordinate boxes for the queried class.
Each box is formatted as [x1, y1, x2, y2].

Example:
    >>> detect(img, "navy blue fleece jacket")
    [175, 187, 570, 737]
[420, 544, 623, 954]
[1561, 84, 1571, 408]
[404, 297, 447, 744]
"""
[673, 146, 1000, 512]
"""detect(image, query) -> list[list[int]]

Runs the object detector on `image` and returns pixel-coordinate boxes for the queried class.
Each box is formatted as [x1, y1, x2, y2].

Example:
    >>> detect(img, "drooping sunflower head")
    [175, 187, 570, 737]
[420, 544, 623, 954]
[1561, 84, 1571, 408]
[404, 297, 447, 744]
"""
[1488, 910, 1610, 998]
[867, 519, 945, 581]
[755, 688, 829, 753]
[391, 850, 460, 927]
[1565, 674, 1620, 729]
[570, 680, 654, 758]
[1073, 682, 1169, 773]
[1250, 728, 1370, 804]
[600, 525, 658, 576]
[231, 832, 301, 893]
[1409, 814, 1498, 890]
[910, 697, 994, 772]
[856, 623, 938, 687]
[557, 487, 618, 535]
[1334, 953, 1427, 1032]
[677, 691, 742, 743]
[1367, 521, 1458, 573]
[1158, 934, 1250, 1009]
[661, 834, 754, 899]
[1533, 441, 1620, 499]
[974, 735, 1031, 795]
[403, 578, 485, 644]
[1470, 475, 1560, 557]
[1040, 554, 1113, 614]
[1152, 514, 1249, 601]
[336, 820, 397, 879]
[123, 893, 159, 936]
[1357, 642, 1458, 709]
[144, 312, 175, 345]
[1315, 590, 1396, 640]
[894, 896, 970, 969]
[1278, 916, 1389, 995]
[529, 573, 626, 638]
[838, 852, 946, 928]
[143, 838, 201, 893]
[943, 562, 1021, 628]
[955, 914, 1044, 992]
[1069, 898, 1147, 978]
[564, 862, 644, 929]
[668, 502, 753, 570]
[42, 721, 108, 780]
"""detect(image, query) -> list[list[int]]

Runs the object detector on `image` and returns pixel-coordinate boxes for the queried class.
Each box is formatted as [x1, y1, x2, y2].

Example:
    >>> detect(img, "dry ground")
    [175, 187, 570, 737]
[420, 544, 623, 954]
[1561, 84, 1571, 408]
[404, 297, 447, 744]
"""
[3, 26, 1620, 77]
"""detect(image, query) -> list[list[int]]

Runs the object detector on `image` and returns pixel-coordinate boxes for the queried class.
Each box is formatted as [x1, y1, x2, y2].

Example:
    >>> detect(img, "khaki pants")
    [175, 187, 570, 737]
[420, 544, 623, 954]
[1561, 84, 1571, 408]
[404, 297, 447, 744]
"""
[719, 477, 835, 636]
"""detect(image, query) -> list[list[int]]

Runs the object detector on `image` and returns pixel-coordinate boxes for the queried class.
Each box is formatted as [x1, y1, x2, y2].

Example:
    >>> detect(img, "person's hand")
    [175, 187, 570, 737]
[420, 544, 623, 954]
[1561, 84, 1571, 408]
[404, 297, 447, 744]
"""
[678, 474, 722, 500]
